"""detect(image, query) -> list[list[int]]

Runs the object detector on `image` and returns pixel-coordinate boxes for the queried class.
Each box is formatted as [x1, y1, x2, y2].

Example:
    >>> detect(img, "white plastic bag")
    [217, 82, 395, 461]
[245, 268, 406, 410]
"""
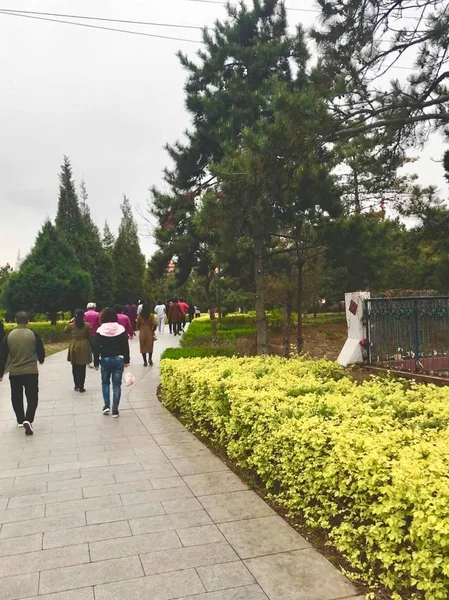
[124, 371, 135, 386]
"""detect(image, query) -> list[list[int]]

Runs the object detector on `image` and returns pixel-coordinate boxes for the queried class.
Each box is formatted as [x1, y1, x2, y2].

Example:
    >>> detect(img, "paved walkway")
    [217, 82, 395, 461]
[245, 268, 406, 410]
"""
[0, 331, 364, 600]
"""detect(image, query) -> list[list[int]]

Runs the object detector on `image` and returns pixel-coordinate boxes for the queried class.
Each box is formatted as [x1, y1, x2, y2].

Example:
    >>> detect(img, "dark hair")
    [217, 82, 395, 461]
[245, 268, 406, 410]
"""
[15, 311, 29, 325]
[179, 298, 184, 302]
[114, 304, 123, 314]
[74, 309, 85, 329]
[157, 300, 163, 305]
[100, 307, 118, 324]
[140, 303, 151, 319]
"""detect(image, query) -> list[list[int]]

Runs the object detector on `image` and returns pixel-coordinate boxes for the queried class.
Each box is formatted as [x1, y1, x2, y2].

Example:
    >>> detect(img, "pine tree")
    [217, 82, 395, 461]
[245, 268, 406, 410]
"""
[79, 178, 90, 218]
[78, 181, 115, 308]
[3, 221, 92, 324]
[55, 157, 89, 267]
[112, 196, 145, 304]
[102, 221, 115, 255]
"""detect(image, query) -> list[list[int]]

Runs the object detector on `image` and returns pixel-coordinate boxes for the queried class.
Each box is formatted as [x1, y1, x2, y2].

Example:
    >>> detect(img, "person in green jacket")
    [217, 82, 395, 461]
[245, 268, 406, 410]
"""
[0, 311, 45, 436]
[65, 309, 92, 393]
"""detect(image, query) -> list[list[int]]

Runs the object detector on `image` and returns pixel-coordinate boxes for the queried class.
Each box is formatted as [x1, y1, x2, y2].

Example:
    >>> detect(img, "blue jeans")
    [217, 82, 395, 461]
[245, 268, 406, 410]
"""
[100, 357, 124, 410]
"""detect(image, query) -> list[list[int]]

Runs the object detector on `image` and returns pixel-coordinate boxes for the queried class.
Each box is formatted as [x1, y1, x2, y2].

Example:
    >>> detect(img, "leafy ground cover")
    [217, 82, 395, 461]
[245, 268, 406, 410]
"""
[161, 355, 449, 600]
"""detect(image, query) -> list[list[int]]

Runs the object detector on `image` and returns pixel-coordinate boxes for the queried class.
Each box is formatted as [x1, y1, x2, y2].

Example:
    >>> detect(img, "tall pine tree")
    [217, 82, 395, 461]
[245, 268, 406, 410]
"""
[55, 157, 89, 267]
[113, 196, 145, 304]
[78, 180, 115, 308]
[102, 221, 115, 255]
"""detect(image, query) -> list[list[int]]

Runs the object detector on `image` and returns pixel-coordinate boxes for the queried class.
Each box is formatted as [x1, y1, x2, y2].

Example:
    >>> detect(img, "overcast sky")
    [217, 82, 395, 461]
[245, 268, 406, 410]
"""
[0, 0, 447, 267]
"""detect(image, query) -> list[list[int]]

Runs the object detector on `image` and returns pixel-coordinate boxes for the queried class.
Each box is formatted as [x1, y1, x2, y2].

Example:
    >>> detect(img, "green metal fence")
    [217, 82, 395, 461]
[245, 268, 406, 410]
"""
[365, 297, 449, 373]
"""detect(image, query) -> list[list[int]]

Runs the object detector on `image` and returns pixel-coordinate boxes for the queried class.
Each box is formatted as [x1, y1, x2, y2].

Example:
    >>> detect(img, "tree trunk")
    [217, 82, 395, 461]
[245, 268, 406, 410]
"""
[296, 255, 304, 354]
[205, 279, 218, 346]
[282, 281, 293, 359]
[354, 171, 361, 215]
[253, 232, 268, 355]
[50, 312, 57, 326]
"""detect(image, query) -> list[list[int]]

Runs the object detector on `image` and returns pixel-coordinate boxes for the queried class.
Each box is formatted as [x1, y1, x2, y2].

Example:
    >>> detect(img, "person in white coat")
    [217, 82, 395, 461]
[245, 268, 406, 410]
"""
[154, 301, 167, 334]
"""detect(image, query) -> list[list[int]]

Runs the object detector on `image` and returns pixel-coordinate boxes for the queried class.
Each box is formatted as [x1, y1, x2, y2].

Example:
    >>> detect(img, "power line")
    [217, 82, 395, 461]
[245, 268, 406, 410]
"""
[0, 8, 205, 31]
[0, 10, 203, 43]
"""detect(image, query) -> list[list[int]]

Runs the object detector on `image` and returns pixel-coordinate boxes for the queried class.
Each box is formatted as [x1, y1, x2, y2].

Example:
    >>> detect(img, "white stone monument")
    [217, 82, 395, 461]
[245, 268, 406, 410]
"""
[337, 291, 371, 367]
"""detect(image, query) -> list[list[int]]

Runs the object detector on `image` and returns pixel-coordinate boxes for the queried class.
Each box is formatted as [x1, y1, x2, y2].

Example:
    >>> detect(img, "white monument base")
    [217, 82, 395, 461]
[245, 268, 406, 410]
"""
[337, 291, 371, 367]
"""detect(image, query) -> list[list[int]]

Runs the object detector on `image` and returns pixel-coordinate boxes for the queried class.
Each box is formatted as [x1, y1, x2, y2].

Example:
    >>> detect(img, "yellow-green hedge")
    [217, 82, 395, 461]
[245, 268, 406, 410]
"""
[160, 356, 449, 600]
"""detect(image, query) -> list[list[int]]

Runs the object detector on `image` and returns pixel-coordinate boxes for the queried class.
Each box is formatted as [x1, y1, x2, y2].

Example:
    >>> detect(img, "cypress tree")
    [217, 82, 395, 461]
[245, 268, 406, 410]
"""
[55, 157, 89, 267]
[112, 196, 145, 304]
[102, 221, 115, 255]
[78, 181, 115, 309]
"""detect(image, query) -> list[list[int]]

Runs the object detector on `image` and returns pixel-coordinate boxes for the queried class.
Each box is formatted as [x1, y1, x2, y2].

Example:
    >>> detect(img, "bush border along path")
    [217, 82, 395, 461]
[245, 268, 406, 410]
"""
[161, 355, 449, 600]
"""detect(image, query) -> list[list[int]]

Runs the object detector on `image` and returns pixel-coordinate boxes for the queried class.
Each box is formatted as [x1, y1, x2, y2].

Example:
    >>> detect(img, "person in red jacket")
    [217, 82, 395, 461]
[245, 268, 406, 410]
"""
[178, 298, 189, 330]
[168, 300, 183, 336]
[114, 305, 135, 340]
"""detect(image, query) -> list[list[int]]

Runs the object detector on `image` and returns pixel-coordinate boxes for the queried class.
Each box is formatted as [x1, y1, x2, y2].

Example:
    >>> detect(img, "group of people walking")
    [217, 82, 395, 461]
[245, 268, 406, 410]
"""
[0, 297, 197, 435]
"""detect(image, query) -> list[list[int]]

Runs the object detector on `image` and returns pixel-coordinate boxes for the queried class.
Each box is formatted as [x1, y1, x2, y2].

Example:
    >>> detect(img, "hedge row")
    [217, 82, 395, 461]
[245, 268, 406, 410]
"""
[160, 356, 449, 600]
[4, 322, 69, 344]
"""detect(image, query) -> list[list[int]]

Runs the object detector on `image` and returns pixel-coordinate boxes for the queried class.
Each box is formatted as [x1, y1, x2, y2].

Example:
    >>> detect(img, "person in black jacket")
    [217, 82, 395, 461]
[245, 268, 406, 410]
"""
[94, 308, 130, 418]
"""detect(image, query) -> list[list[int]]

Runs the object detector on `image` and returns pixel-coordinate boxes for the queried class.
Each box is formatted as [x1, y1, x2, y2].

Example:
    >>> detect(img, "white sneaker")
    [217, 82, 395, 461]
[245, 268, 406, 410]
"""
[17, 423, 23, 428]
[88, 363, 95, 369]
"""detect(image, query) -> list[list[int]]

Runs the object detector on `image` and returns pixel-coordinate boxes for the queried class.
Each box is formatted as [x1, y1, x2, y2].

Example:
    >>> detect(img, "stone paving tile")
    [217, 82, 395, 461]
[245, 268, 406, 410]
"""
[0, 482, 48, 498]
[244, 550, 358, 600]
[0, 498, 8, 510]
[95, 568, 205, 600]
[45, 494, 122, 517]
[0, 544, 89, 577]
[171, 455, 229, 476]
[152, 431, 197, 445]
[43, 521, 132, 549]
[218, 516, 310, 559]
[39, 556, 144, 595]
[120, 485, 193, 506]
[7, 488, 82, 509]
[0, 512, 86, 539]
[0, 572, 38, 600]
[176, 524, 226, 547]
[47, 473, 115, 492]
[79, 463, 143, 477]
[151, 475, 185, 489]
[199, 491, 275, 524]
[176, 585, 268, 600]
[0, 534, 42, 558]
[140, 541, 239, 575]
[130, 510, 214, 535]
[197, 561, 256, 592]
[86, 501, 166, 525]
[49, 458, 109, 473]
[0, 466, 49, 480]
[82, 480, 154, 498]
[162, 497, 203, 514]
[161, 442, 210, 459]
[89, 530, 181, 561]
[184, 472, 248, 497]
[12, 470, 82, 487]
[0, 504, 45, 525]
[26, 589, 94, 600]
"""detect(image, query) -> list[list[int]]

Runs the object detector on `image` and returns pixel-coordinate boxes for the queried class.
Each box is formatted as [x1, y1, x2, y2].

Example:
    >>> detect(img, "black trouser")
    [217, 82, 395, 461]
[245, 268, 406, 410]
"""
[173, 321, 181, 335]
[72, 365, 86, 389]
[142, 353, 153, 364]
[168, 320, 173, 333]
[9, 374, 39, 424]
